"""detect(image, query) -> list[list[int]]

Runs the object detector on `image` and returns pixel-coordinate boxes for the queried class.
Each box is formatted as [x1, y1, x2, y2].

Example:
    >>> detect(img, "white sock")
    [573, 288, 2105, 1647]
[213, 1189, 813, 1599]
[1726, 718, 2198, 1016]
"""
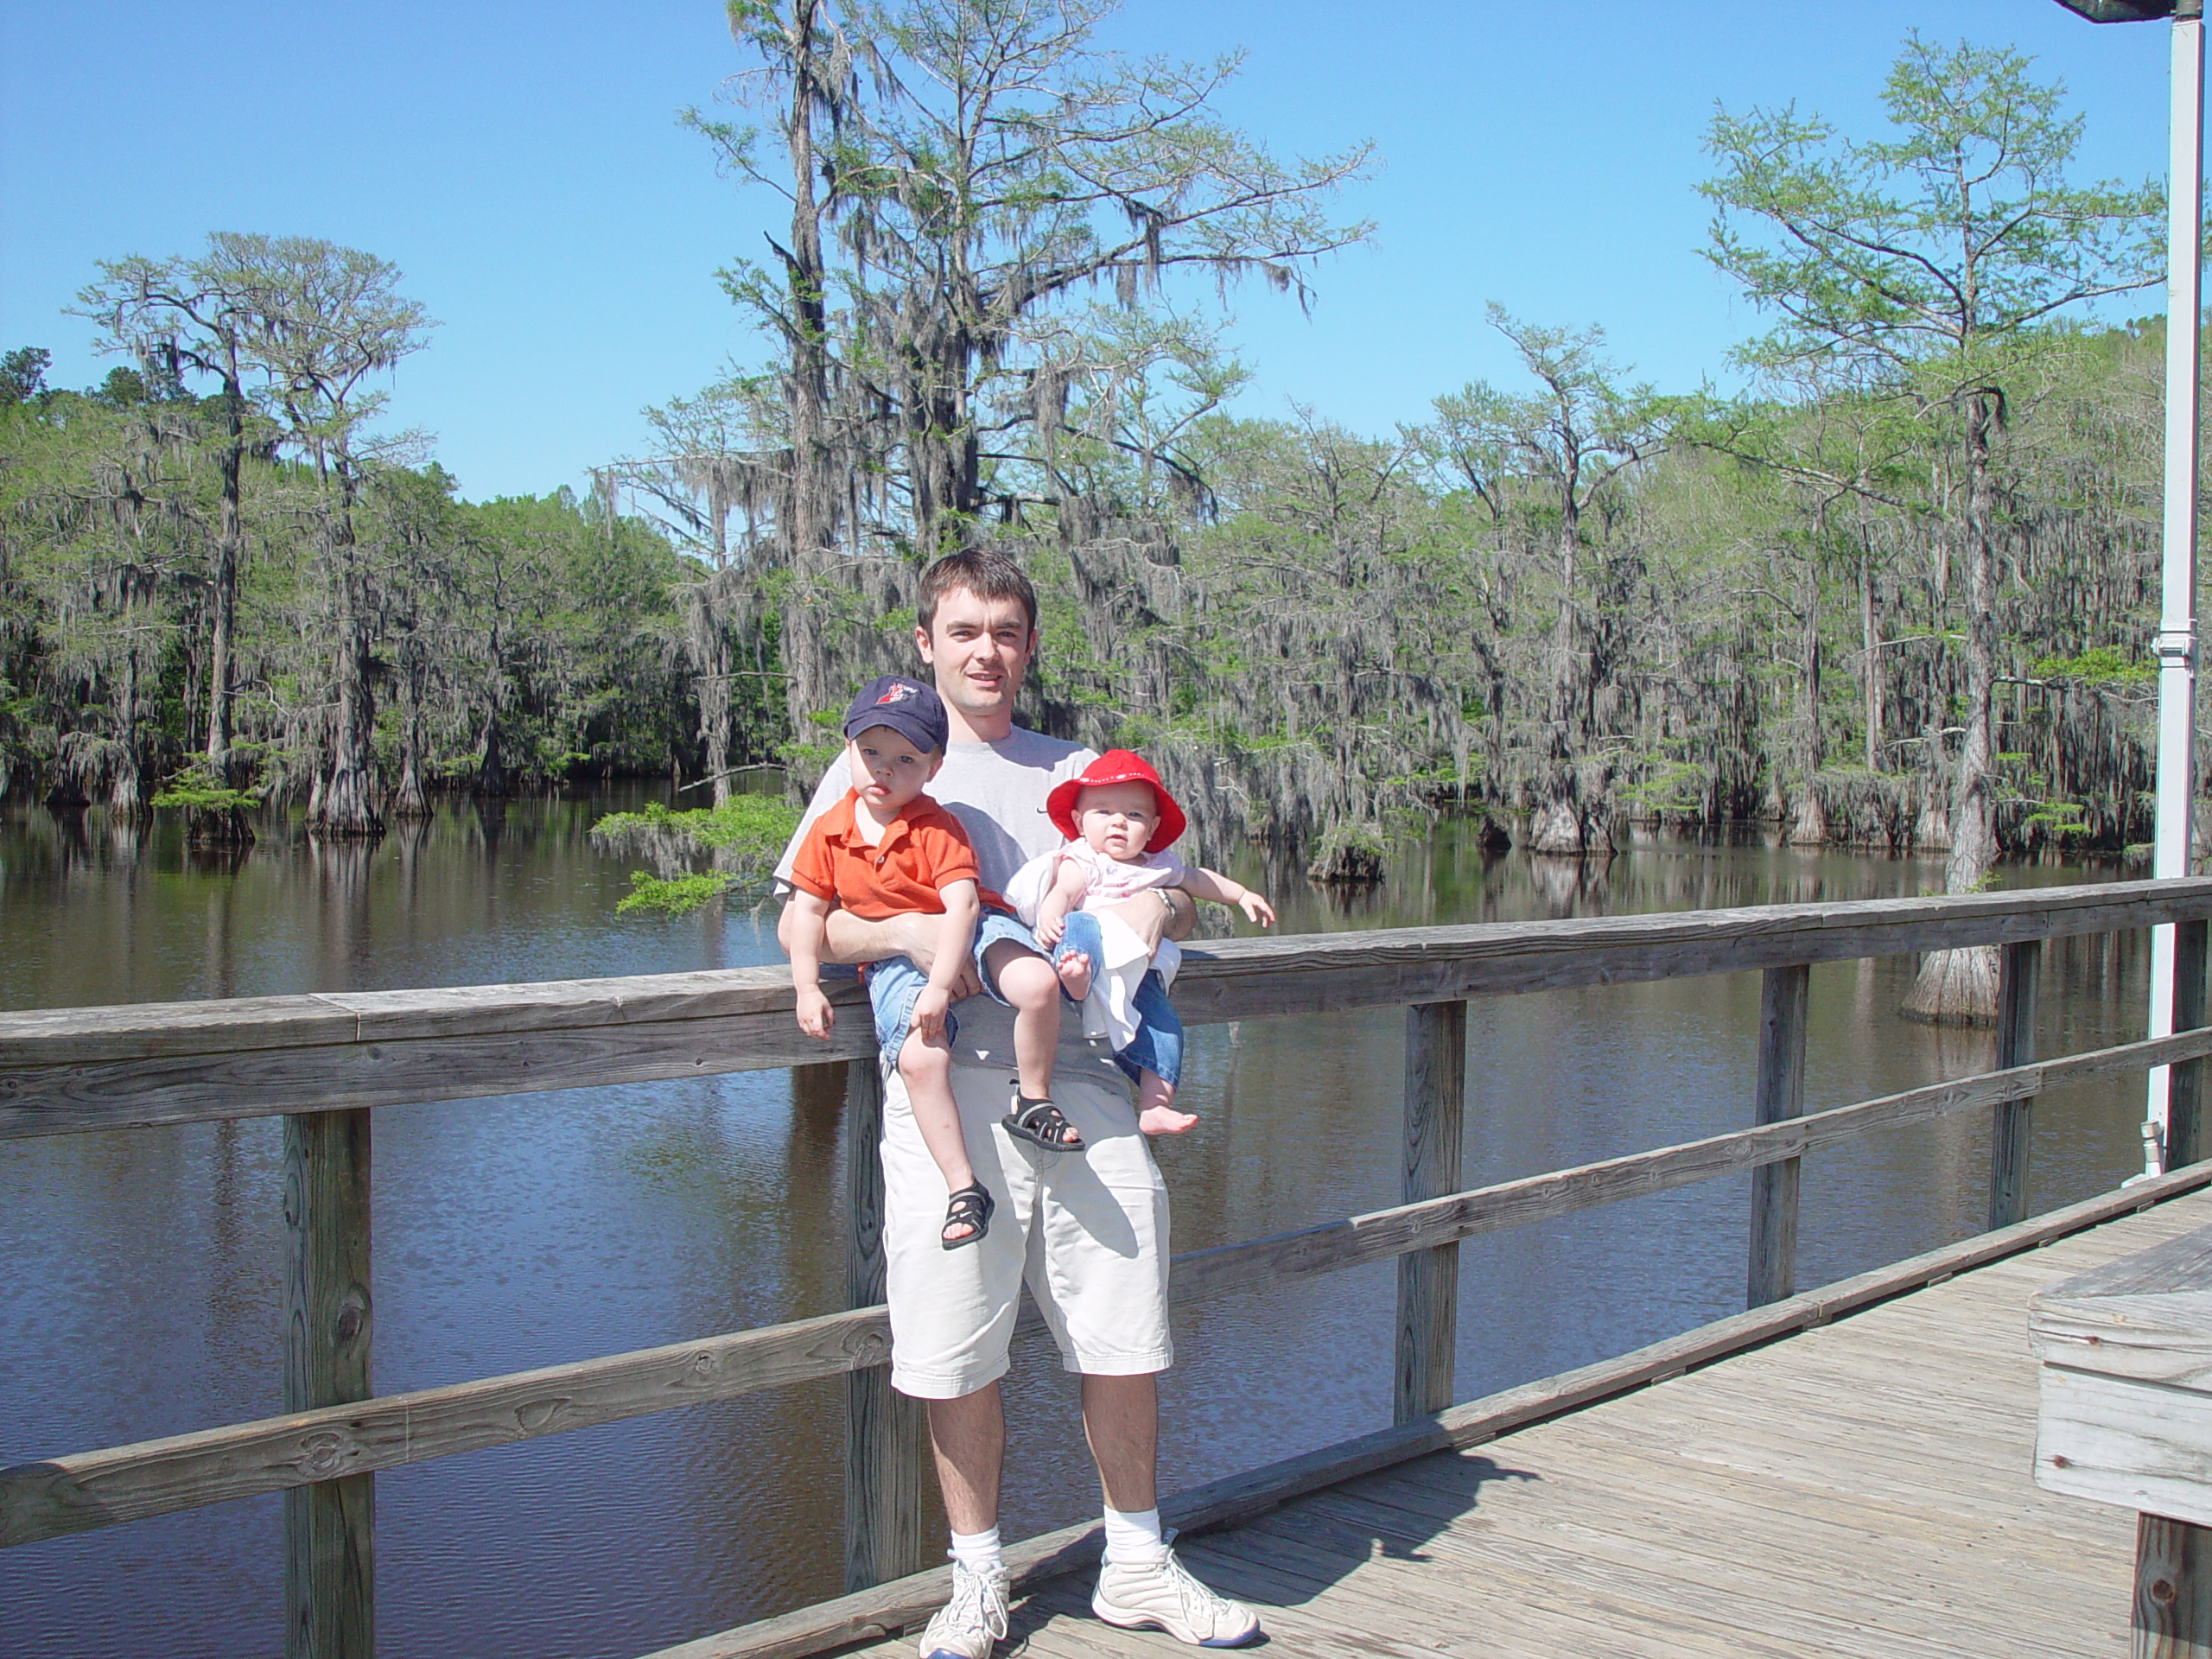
[948, 1525, 1002, 1575]
[1102, 1505, 1167, 1566]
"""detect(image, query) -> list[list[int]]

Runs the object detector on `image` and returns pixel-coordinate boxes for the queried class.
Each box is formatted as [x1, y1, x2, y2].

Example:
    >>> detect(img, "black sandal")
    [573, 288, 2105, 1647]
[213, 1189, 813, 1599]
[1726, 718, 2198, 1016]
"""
[1002, 1094, 1084, 1154]
[942, 1183, 994, 1250]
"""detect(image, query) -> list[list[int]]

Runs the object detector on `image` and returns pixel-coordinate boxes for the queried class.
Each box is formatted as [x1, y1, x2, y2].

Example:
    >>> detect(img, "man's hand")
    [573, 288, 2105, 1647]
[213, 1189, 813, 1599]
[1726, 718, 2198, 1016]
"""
[1236, 891, 1277, 928]
[795, 985, 835, 1039]
[912, 983, 951, 1042]
[1107, 887, 1190, 955]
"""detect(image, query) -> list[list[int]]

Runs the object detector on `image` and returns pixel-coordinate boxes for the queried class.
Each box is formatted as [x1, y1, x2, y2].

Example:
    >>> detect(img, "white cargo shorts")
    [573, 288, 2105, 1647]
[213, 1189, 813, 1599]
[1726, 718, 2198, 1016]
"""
[880, 1001, 1173, 1399]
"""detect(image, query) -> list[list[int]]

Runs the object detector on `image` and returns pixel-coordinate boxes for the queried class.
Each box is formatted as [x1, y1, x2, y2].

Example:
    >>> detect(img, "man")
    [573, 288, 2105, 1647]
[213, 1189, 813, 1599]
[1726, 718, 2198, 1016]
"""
[775, 551, 1261, 1657]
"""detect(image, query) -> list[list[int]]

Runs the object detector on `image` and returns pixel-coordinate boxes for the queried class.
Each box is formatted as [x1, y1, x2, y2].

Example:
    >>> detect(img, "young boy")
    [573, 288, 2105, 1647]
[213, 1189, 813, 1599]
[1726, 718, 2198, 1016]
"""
[785, 676, 1085, 1249]
[1030, 750, 1275, 1135]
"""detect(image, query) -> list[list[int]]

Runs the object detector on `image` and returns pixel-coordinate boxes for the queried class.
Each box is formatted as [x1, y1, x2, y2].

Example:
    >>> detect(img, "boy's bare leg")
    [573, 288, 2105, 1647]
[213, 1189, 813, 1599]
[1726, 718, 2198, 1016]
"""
[899, 1031, 976, 1199]
[927, 1383, 1004, 1534]
[1080, 1372, 1159, 1513]
[1135, 1070, 1197, 1135]
[984, 941, 1062, 1100]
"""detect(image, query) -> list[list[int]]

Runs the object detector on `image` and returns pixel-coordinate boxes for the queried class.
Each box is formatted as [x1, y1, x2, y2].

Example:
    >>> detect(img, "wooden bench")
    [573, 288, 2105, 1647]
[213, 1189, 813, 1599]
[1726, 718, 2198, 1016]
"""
[2034, 1222, 2212, 1656]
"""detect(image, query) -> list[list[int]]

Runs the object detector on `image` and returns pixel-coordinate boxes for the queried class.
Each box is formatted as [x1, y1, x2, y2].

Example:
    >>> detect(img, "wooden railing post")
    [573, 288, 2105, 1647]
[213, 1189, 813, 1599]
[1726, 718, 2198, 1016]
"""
[2134, 1512, 2212, 1656]
[2169, 918, 2210, 1170]
[283, 1109, 372, 1659]
[1988, 939, 2043, 1230]
[1395, 1000, 1466, 1424]
[840, 1057, 926, 1591]
[1746, 963, 1810, 1309]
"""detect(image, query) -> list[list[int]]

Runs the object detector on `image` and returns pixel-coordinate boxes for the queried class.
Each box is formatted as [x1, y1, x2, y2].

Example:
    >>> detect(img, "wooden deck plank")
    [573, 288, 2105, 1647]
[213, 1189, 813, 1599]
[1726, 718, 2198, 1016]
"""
[1310, 1472, 2120, 1658]
[1248, 1489, 1985, 1659]
[819, 1192, 2212, 1659]
[1332, 1452, 2124, 1656]
[1191, 1516, 1801, 1659]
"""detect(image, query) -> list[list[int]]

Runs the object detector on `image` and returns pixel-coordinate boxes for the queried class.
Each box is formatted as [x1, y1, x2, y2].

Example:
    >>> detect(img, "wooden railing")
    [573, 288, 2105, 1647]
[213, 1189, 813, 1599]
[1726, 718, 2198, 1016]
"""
[8, 877, 2212, 1659]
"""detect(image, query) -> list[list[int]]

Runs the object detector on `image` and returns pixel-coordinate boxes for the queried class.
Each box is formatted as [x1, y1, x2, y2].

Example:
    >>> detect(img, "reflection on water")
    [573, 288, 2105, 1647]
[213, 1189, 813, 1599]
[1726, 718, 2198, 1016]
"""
[0, 799, 2153, 1658]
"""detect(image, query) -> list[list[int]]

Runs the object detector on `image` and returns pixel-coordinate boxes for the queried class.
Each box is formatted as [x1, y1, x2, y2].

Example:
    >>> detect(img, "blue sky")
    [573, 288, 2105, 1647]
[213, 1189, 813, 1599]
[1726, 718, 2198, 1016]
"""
[0, 1, 2190, 502]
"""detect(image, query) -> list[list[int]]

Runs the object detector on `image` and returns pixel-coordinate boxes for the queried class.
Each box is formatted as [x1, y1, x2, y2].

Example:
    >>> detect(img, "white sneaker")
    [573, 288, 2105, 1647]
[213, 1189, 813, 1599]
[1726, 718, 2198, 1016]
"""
[1092, 1543, 1262, 1649]
[918, 1560, 1010, 1659]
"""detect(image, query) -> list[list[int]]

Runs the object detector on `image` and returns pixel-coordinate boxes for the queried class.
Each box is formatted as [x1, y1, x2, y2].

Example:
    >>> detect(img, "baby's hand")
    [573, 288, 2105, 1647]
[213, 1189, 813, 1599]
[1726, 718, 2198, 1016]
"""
[912, 984, 950, 1042]
[1036, 909, 1065, 948]
[795, 985, 835, 1039]
[1238, 892, 1277, 929]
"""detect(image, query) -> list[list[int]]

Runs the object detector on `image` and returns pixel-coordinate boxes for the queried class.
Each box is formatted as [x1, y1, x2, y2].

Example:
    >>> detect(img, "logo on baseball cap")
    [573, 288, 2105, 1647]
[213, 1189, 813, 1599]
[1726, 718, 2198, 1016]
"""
[842, 674, 949, 753]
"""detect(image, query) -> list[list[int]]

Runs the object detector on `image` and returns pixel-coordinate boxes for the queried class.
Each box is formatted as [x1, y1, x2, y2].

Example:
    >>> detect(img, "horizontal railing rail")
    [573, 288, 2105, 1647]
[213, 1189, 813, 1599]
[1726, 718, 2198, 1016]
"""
[10, 1020, 2212, 1555]
[3, 877, 2210, 1139]
[7, 875, 2212, 1659]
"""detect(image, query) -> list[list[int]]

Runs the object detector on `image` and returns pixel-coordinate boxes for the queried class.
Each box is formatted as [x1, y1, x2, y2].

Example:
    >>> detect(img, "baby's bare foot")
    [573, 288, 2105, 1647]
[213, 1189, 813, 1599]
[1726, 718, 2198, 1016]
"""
[1056, 950, 1093, 1001]
[1137, 1103, 1198, 1135]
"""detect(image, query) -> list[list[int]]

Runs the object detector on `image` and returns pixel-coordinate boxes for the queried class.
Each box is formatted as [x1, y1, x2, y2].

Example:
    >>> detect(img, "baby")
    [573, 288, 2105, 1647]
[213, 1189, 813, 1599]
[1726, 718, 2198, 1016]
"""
[1030, 751, 1275, 1135]
[785, 676, 1085, 1252]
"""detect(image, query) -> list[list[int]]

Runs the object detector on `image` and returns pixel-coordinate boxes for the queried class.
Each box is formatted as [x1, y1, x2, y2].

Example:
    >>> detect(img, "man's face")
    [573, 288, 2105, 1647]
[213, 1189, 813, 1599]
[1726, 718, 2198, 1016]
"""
[915, 587, 1035, 727]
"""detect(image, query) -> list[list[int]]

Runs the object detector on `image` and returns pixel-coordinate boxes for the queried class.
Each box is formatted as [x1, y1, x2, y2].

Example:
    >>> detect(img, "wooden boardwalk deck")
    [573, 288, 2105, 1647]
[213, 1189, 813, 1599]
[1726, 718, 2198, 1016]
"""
[853, 1190, 2212, 1659]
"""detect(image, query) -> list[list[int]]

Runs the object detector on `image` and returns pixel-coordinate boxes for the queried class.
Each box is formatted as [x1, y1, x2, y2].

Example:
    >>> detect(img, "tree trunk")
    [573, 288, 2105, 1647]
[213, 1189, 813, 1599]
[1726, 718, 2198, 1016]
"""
[1860, 536, 1883, 775]
[1525, 795, 1583, 855]
[391, 743, 429, 819]
[777, 0, 843, 738]
[308, 475, 383, 840]
[686, 583, 734, 809]
[205, 383, 245, 778]
[390, 664, 430, 819]
[110, 645, 144, 818]
[1790, 559, 1824, 845]
[1907, 393, 2000, 1022]
[472, 716, 509, 799]
[1534, 505, 1589, 854]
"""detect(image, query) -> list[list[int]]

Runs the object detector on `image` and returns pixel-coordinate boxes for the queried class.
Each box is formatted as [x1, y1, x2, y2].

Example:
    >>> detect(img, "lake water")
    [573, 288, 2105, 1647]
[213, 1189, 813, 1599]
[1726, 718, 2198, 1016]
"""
[0, 792, 2158, 1658]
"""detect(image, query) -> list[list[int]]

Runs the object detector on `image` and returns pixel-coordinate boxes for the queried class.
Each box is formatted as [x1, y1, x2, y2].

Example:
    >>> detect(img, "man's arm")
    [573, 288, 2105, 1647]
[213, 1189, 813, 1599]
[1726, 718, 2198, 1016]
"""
[1103, 885, 1195, 955]
[775, 901, 989, 998]
[1162, 887, 1197, 941]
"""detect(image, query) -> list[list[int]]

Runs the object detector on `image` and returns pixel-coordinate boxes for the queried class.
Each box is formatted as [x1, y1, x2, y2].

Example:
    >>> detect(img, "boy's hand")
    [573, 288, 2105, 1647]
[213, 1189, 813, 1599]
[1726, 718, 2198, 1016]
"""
[912, 984, 951, 1043]
[795, 985, 835, 1039]
[1238, 891, 1277, 928]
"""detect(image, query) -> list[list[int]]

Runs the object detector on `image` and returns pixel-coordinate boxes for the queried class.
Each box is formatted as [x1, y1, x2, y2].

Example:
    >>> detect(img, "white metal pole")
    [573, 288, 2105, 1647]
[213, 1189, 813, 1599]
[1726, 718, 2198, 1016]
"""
[2144, 1, 2204, 1180]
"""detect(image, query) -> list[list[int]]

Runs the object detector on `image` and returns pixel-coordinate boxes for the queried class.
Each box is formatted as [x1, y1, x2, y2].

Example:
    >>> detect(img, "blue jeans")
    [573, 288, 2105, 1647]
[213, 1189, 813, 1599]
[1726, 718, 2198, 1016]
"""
[1052, 909, 1185, 1089]
[862, 907, 1050, 1056]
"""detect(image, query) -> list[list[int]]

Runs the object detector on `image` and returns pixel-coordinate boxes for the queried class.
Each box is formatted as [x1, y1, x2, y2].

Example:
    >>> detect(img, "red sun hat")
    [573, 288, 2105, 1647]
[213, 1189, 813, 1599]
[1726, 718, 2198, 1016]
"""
[1046, 750, 1188, 852]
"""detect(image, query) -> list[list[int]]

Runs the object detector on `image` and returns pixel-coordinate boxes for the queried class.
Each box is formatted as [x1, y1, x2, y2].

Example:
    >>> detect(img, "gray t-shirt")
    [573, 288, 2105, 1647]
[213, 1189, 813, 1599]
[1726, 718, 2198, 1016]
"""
[776, 726, 1098, 897]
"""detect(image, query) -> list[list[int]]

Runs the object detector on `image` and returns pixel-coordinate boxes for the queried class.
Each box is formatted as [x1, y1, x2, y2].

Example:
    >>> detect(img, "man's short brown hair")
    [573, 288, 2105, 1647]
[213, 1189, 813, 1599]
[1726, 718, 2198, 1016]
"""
[918, 551, 1038, 636]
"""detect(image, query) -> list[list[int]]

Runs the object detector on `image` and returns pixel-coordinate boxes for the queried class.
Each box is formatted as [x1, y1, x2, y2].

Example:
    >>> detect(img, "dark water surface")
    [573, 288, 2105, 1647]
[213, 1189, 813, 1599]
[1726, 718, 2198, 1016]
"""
[0, 794, 2157, 1657]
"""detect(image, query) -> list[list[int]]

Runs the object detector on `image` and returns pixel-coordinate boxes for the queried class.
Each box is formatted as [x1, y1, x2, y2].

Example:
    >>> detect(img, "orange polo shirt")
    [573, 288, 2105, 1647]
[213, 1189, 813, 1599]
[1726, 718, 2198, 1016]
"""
[786, 790, 1000, 918]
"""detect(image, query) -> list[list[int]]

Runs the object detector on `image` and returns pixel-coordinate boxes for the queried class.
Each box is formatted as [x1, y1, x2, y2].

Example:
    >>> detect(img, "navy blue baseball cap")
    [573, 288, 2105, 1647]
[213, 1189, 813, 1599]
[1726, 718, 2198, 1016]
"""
[842, 674, 949, 753]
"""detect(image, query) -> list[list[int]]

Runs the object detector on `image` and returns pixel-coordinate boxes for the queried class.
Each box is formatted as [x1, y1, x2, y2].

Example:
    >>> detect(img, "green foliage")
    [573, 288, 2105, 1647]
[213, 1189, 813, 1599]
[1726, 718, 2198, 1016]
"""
[1703, 34, 2160, 385]
[615, 871, 739, 916]
[1, 347, 52, 406]
[2024, 801, 2091, 839]
[149, 762, 261, 812]
[590, 796, 801, 917]
[2031, 646, 2155, 687]
[592, 795, 799, 856]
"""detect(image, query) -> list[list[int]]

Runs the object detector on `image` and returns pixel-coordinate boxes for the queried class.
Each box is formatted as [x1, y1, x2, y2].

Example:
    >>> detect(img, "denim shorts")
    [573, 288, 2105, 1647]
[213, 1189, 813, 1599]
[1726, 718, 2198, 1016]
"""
[862, 907, 1049, 1057]
[1050, 910, 1184, 1088]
